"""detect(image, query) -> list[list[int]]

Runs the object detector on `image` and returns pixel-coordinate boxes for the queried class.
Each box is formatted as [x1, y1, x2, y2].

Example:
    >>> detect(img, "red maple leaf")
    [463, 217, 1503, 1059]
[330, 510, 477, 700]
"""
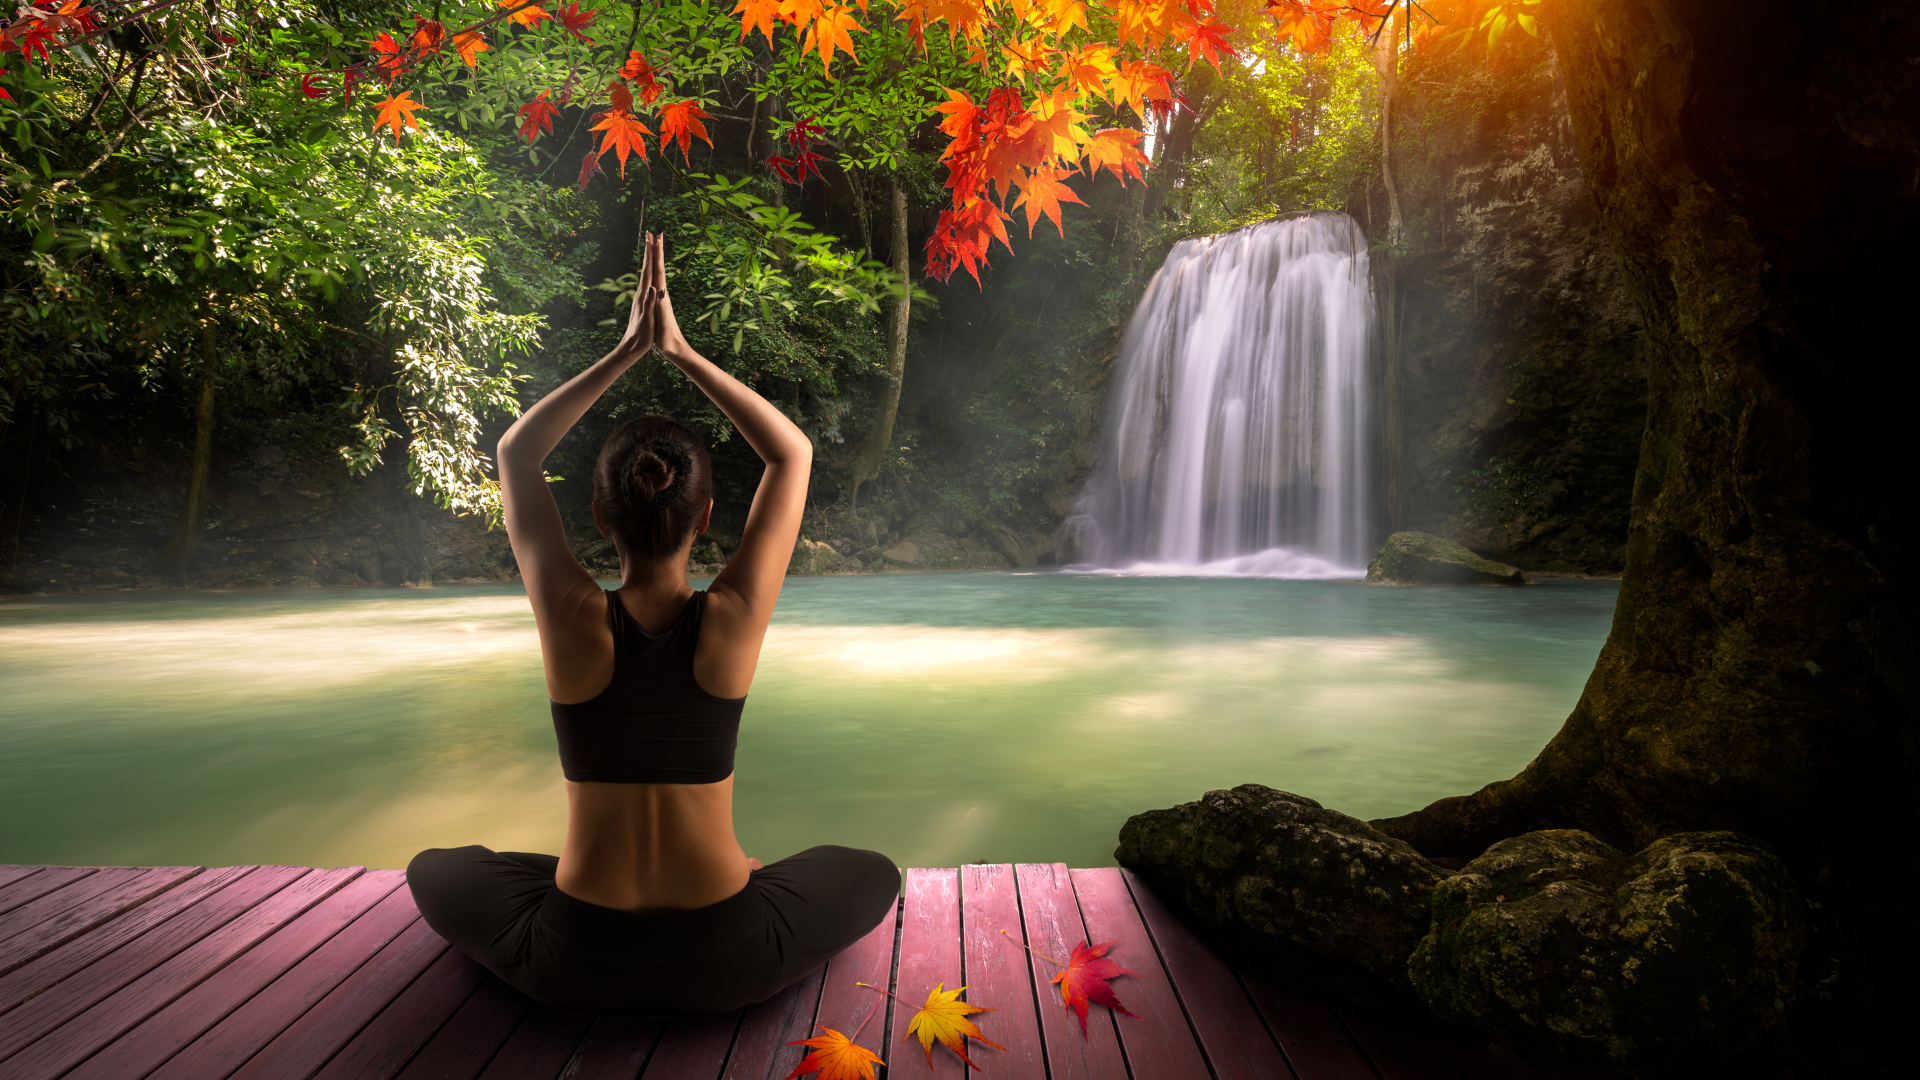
[298, 73, 329, 99]
[576, 148, 606, 191]
[1049, 939, 1139, 1036]
[556, 2, 598, 43]
[658, 100, 713, 164]
[368, 32, 410, 84]
[619, 51, 663, 103]
[410, 15, 445, 54]
[1178, 17, 1235, 73]
[517, 92, 559, 144]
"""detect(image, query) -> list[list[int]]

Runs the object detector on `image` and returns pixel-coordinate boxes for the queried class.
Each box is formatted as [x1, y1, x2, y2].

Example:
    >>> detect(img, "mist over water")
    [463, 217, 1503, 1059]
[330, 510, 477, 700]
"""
[0, 574, 1616, 870]
[1066, 212, 1374, 577]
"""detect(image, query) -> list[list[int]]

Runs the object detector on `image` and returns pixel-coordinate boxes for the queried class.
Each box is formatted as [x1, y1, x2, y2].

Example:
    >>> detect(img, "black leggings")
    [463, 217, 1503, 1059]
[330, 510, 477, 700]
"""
[406, 845, 899, 1016]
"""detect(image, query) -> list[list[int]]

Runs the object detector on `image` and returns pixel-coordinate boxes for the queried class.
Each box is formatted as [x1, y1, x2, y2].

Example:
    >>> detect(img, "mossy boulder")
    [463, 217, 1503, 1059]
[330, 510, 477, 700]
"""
[787, 538, 849, 575]
[1409, 829, 1805, 1064]
[1366, 531, 1529, 586]
[1116, 784, 1452, 1004]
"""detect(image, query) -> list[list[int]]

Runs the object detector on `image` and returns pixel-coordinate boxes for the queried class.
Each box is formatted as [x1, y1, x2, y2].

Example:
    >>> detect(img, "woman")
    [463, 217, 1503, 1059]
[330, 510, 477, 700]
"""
[406, 233, 898, 1016]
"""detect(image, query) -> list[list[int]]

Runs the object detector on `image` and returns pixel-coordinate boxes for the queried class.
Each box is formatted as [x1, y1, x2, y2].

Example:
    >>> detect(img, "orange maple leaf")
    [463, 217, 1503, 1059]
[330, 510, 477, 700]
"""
[1056, 43, 1118, 100]
[1015, 166, 1086, 237]
[450, 31, 488, 68]
[801, 4, 864, 75]
[496, 0, 552, 28]
[1108, 59, 1172, 121]
[733, 0, 783, 46]
[619, 51, 663, 103]
[904, 983, 1005, 1070]
[1267, 0, 1332, 53]
[590, 108, 651, 175]
[517, 92, 559, 143]
[1081, 127, 1150, 186]
[1050, 939, 1139, 1037]
[658, 100, 714, 163]
[609, 80, 634, 112]
[409, 15, 444, 53]
[1177, 17, 1235, 73]
[784, 1025, 884, 1080]
[371, 91, 426, 142]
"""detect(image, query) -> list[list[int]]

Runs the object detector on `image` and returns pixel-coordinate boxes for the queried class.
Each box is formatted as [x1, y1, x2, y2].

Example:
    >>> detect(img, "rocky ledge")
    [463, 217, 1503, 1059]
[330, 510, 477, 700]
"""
[1365, 531, 1530, 586]
[1118, 785, 1805, 1067]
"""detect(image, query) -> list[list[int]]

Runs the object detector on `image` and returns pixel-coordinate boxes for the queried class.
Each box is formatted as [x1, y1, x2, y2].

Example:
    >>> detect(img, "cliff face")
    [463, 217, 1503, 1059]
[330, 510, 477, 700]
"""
[1382, 36, 1648, 574]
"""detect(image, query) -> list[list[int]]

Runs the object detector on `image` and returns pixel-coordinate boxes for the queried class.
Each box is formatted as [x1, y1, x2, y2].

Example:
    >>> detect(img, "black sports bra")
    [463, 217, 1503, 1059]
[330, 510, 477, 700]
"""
[549, 590, 745, 784]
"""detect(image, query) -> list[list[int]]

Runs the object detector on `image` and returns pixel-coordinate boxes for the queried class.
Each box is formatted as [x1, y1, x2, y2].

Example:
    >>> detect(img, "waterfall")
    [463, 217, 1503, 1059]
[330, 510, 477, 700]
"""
[1063, 212, 1374, 578]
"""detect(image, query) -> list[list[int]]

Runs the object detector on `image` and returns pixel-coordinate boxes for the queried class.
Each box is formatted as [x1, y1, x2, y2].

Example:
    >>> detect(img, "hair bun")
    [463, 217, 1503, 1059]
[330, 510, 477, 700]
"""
[628, 449, 676, 499]
[619, 437, 693, 515]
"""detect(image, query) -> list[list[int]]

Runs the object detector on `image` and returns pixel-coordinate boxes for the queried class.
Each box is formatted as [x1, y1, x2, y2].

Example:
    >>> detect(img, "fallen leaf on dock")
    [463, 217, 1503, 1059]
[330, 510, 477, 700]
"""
[906, 983, 1006, 1069]
[784, 1024, 884, 1080]
[1052, 938, 1141, 1035]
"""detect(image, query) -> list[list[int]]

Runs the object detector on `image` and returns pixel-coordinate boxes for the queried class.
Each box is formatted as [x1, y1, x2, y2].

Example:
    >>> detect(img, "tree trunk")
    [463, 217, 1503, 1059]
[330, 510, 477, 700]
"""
[1373, 16, 1406, 531]
[848, 180, 911, 515]
[1372, 0, 1919, 1056]
[159, 309, 219, 582]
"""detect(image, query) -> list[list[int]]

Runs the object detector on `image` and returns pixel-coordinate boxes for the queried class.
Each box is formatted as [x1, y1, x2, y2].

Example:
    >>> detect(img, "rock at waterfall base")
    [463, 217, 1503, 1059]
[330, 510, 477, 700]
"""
[1409, 829, 1805, 1065]
[787, 538, 851, 576]
[1116, 784, 1450, 1006]
[1366, 531, 1530, 586]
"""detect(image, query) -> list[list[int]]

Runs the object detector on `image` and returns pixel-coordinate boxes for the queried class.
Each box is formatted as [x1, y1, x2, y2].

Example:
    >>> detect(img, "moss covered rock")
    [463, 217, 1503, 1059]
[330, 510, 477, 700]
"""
[1408, 829, 1805, 1064]
[1116, 784, 1452, 1003]
[1366, 531, 1529, 586]
[787, 538, 849, 575]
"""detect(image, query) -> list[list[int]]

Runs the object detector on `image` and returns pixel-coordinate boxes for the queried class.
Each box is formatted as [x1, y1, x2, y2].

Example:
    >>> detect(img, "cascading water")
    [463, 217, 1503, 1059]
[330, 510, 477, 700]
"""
[1062, 212, 1373, 578]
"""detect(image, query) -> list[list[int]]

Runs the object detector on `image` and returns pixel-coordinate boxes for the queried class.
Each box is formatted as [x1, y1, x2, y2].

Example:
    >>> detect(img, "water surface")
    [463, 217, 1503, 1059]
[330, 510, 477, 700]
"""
[0, 573, 1616, 870]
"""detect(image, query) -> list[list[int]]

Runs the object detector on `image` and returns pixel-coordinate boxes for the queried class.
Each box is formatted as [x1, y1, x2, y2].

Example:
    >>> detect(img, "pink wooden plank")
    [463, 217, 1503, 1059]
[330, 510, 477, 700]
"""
[476, 1003, 592, 1080]
[147, 876, 420, 1080]
[0, 865, 299, 1059]
[885, 868, 965, 1080]
[638, 1012, 739, 1080]
[0, 867, 47, 893]
[0, 865, 247, 1017]
[554, 1017, 664, 1080]
[1437, 1040, 1545, 1079]
[3, 866, 358, 1080]
[721, 965, 828, 1080]
[1240, 974, 1378, 1080]
[393, 975, 530, 1079]
[0, 867, 98, 921]
[1013, 864, 1129, 1080]
[0, 864, 194, 976]
[958, 864, 1046, 1080]
[64, 868, 399, 1080]
[309, 945, 488, 1080]
[1070, 868, 1209, 1080]
[1119, 869, 1295, 1080]
[808, 891, 899, 1074]
[1334, 1005, 1460, 1080]
[230, 918, 450, 1080]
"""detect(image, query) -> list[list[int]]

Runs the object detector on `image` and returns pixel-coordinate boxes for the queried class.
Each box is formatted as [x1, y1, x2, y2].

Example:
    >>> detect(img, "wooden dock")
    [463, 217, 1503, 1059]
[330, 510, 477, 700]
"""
[0, 862, 1577, 1080]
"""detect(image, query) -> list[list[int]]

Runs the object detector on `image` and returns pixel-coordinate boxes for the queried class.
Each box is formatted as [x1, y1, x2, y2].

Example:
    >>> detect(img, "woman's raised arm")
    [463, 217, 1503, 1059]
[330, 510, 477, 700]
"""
[497, 245, 658, 686]
[644, 233, 811, 695]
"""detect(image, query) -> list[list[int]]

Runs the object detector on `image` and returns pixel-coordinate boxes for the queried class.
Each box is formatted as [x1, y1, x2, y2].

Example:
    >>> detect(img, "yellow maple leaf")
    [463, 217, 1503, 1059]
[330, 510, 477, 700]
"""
[371, 92, 425, 142]
[800, 3, 864, 75]
[1081, 127, 1150, 186]
[784, 1025, 884, 1080]
[904, 983, 1006, 1069]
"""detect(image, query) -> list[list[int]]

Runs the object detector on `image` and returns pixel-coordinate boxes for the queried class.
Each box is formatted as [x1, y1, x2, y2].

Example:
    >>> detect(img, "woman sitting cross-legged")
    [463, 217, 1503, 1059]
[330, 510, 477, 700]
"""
[406, 233, 898, 1017]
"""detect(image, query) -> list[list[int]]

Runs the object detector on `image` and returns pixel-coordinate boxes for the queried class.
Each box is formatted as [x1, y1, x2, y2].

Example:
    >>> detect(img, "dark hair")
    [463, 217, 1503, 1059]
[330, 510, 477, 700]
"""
[593, 416, 713, 560]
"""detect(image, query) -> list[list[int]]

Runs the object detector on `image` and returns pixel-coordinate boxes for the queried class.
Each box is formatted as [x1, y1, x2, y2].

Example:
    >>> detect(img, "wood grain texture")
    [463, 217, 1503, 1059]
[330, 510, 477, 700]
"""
[1240, 973, 1380, 1080]
[0, 867, 98, 921]
[150, 878, 421, 1080]
[0, 867, 47, 894]
[229, 917, 449, 1080]
[475, 1004, 592, 1080]
[957, 864, 1045, 1080]
[1119, 868, 1294, 1080]
[67, 869, 400, 1080]
[0, 865, 247, 1017]
[0, 869, 184, 979]
[3, 866, 359, 1080]
[0, 865, 305, 1063]
[1013, 864, 1128, 1080]
[719, 965, 827, 1080]
[808, 891, 898, 1073]
[309, 945, 488, 1080]
[638, 1012, 739, 1080]
[886, 867, 965, 1080]
[1335, 1004, 1460, 1080]
[556, 1016, 664, 1080]
[1069, 868, 1209, 1080]
[392, 975, 529, 1080]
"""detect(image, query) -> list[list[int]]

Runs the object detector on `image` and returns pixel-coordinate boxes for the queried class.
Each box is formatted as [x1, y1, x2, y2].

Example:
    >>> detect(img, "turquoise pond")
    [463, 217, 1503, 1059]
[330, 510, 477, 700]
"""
[0, 572, 1617, 870]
